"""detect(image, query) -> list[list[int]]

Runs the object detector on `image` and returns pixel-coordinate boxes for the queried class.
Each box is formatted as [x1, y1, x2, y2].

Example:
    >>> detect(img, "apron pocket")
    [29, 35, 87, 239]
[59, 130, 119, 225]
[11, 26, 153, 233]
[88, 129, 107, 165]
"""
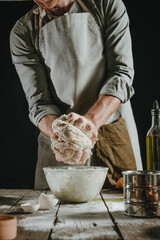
[95, 117, 137, 188]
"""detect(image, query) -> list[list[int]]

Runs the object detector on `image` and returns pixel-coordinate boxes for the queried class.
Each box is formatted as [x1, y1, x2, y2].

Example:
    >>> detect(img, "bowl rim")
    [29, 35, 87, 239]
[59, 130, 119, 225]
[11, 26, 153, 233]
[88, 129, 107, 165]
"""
[43, 166, 108, 172]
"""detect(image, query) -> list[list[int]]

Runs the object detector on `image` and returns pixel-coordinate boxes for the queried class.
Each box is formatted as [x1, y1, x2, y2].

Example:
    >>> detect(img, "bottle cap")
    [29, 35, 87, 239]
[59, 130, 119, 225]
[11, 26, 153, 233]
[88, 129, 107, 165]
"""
[151, 100, 160, 115]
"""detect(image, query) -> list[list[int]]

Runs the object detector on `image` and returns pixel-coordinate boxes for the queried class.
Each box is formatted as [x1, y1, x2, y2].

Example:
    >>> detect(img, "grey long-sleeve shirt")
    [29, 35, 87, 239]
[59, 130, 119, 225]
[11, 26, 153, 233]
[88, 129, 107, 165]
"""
[10, 0, 134, 126]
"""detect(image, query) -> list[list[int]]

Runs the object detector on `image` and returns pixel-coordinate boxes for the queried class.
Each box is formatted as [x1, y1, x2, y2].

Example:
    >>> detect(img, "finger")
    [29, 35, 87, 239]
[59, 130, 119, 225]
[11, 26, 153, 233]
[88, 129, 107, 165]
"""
[82, 123, 92, 137]
[85, 124, 92, 132]
[66, 112, 80, 124]
[59, 115, 67, 121]
[71, 151, 83, 164]
[80, 117, 96, 133]
[81, 121, 98, 143]
[50, 132, 59, 141]
[90, 131, 98, 143]
[55, 148, 75, 162]
[73, 117, 84, 129]
[55, 152, 69, 163]
[78, 149, 90, 164]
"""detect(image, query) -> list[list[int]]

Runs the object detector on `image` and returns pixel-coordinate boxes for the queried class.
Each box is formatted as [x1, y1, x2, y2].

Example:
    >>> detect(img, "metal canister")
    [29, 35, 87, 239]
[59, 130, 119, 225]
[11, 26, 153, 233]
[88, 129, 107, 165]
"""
[123, 170, 160, 217]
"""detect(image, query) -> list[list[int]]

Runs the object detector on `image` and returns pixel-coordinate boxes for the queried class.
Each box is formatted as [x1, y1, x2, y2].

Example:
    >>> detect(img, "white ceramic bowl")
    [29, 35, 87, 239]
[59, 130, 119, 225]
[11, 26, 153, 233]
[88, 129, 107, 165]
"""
[43, 166, 108, 203]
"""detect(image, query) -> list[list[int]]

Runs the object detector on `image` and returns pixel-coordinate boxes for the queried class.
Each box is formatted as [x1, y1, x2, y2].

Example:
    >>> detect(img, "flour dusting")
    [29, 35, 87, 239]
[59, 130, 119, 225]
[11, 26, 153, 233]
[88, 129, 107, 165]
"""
[18, 214, 53, 232]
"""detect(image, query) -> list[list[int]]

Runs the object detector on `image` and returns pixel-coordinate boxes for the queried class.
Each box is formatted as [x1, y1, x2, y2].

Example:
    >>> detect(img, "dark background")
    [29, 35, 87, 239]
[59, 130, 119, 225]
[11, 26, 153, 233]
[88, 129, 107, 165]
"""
[1, 0, 160, 188]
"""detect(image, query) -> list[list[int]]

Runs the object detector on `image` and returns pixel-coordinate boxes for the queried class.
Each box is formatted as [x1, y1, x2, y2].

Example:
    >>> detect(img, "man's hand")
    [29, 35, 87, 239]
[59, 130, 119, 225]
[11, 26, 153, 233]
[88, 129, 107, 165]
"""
[38, 114, 59, 138]
[66, 112, 98, 143]
[51, 113, 98, 165]
[55, 148, 91, 165]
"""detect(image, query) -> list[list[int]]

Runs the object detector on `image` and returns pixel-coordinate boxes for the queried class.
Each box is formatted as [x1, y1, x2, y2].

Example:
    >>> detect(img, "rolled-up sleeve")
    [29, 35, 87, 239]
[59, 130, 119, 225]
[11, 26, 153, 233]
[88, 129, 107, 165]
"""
[100, 0, 135, 102]
[10, 21, 62, 126]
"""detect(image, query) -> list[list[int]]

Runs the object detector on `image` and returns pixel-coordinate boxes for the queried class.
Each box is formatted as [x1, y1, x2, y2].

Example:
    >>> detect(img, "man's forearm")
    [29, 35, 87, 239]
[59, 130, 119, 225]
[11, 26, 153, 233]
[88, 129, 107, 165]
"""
[84, 95, 121, 129]
[38, 114, 59, 138]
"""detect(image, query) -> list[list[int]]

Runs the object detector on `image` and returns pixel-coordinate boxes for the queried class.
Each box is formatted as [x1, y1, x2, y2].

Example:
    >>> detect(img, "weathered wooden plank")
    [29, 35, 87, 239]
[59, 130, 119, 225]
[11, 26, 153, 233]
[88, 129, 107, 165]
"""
[0, 189, 10, 196]
[108, 204, 160, 240]
[102, 190, 160, 240]
[6, 189, 58, 240]
[0, 189, 30, 214]
[0, 189, 31, 197]
[51, 195, 119, 240]
[15, 211, 54, 240]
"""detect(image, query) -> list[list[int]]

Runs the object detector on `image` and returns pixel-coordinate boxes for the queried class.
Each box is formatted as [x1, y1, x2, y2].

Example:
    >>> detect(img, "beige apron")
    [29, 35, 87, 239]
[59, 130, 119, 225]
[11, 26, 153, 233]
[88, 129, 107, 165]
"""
[34, 0, 140, 189]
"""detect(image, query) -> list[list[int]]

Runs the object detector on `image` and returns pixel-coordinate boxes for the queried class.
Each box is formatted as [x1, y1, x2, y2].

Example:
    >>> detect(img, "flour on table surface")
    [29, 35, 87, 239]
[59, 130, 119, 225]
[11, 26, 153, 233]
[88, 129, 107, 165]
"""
[18, 212, 54, 232]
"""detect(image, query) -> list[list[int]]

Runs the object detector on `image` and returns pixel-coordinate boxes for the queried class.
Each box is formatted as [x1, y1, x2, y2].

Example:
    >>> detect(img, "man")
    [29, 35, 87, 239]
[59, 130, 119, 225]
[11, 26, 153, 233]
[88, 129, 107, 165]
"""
[10, 0, 142, 189]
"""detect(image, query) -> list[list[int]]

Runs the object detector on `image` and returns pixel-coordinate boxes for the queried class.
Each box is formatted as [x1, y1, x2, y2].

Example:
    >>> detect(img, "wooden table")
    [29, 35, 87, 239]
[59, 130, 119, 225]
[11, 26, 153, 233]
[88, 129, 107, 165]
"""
[0, 189, 160, 240]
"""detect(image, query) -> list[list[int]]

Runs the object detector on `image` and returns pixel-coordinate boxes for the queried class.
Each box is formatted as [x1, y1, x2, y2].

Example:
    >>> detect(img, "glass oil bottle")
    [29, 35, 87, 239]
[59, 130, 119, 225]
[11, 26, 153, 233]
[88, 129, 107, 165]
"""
[146, 100, 160, 170]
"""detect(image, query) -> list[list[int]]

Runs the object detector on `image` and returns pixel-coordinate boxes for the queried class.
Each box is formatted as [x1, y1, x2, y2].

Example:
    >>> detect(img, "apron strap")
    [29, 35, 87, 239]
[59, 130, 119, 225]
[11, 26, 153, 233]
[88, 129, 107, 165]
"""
[76, 0, 90, 12]
[76, 0, 104, 32]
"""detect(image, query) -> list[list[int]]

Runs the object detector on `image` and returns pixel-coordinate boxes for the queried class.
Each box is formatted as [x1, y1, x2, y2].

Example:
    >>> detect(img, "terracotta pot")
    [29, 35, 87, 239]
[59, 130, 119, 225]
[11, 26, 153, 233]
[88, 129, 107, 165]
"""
[0, 215, 17, 240]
